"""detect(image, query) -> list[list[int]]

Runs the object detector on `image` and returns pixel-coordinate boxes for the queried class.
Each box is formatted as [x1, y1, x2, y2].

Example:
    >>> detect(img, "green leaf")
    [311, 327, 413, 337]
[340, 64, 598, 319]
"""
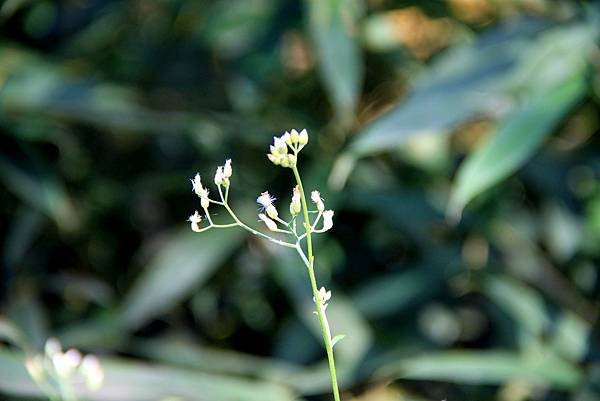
[0, 155, 79, 232]
[306, 0, 363, 125]
[376, 350, 582, 389]
[448, 74, 586, 218]
[331, 334, 345, 347]
[0, 349, 296, 401]
[119, 228, 245, 329]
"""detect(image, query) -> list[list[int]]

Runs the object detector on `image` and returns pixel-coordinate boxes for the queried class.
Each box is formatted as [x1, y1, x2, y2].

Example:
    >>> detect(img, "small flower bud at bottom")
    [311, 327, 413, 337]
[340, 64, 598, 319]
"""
[259, 214, 278, 231]
[201, 197, 210, 209]
[188, 211, 203, 232]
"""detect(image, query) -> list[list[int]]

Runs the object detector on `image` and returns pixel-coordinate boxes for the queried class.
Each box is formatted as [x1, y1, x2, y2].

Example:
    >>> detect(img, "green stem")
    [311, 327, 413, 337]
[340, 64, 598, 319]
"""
[218, 186, 296, 249]
[292, 165, 341, 401]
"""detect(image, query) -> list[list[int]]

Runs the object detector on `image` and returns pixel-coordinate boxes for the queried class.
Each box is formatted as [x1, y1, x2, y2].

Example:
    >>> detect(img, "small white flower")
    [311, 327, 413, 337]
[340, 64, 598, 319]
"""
[80, 355, 104, 391]
[223, 159, 232, 178]
[190, 173, 209, 198]
[53, 348, 82, 378]
[311, 190, 325, 212]
[188, 211, 203, 232]
[214, 166, 224, 186]
[290, 129, 299, 144]
[318, 286, 332, 302]
[258, 213, 278, 231]
[257, 191, 276, 209]
[298, 128, 308, 145]
[273, 136, 287, 154]
[290, 185, 301, 216]
[322, 210, 334, 232]
[44, 338, 62, 357]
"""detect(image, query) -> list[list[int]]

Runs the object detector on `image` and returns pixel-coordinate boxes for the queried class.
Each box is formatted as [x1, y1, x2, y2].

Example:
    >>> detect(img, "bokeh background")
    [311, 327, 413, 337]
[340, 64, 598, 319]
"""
[1, 0, 599, 400]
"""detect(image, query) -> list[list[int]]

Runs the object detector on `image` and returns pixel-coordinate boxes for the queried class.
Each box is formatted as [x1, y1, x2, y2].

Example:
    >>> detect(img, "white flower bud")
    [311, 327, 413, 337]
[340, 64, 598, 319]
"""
[201, 197, 210, 209]
[267, 153, 279, 165]
[311, 190, 324, 212]
[214, 166, 224, 186]
[286, 154, 296, 167]
[322, 210, 334, 231]
[258, 213, 278, 231]
[282, 131, 292, 146]
[190, 173, 209, 198]
[318, 286, 332, 302]
[266, 204, 279, 220]
[273, 136, 287, 154]
[81, 355, 104, 391]
[188, 211, 203, 232]
[290, 185, 301, 216]
[290, 129, 300, 144]
[53, 348, 82, 378]
[298, 128, 308, 145]
[45, 338, 62, 357]
[25, 355, 45, 382]
[223, 159, 232, 178]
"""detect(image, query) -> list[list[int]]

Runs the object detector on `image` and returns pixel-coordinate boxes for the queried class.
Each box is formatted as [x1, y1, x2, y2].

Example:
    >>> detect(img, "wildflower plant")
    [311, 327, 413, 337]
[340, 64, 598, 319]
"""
[188, 129, 342, 401]
[25, 338, 104, 401]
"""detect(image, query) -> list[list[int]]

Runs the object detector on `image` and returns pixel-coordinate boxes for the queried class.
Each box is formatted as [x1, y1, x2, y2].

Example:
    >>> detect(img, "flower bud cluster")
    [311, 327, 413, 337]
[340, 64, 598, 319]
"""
[267, 129, 308, 168]
[214, 159, 233, 187]
[26, 338, 105, 395]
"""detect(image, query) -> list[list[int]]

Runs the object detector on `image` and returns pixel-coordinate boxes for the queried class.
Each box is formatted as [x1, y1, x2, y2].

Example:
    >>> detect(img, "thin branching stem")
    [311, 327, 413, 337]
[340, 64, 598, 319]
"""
[292, 163, 341, 401]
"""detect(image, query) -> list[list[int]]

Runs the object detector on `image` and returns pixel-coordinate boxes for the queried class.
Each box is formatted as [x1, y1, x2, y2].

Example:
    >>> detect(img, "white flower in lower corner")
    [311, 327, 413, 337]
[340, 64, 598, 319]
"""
[81, 354, 104, 391]
[188, 211, 203, 232]
[322, 210, 334, 231]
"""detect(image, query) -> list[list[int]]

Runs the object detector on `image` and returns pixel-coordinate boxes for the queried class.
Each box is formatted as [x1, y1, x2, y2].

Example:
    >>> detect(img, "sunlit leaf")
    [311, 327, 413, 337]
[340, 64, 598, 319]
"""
[448, 74, 586, 218]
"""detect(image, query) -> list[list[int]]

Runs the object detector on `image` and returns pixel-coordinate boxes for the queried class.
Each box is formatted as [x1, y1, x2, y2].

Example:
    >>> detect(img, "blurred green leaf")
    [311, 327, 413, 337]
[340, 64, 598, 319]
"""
[377, 350, 582, 389]
[306, 0, 364, 125]
[0, 349, 297, 401]
[0, 155, 79, 232]
[448, 74, 586, 218]
[482, 274, 549, 340]
[119, 228, 245, 329]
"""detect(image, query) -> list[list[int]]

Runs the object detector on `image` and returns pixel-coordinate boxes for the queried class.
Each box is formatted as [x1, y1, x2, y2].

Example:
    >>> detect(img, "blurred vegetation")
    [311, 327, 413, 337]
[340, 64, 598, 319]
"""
[1, 0, 599, 400]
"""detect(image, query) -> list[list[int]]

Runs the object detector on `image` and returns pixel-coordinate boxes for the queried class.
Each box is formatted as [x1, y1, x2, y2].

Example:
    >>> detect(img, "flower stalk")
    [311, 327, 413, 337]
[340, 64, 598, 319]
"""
[188, 129, 341, 400]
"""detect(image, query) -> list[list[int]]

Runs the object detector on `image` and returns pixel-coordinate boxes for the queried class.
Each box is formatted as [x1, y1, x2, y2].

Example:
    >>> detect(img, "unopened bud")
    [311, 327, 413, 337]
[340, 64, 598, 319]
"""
[290, 186, 301, 216]
[298, 129, 308, 145]
[25, 356, 44, 382]
[259, 214, 278, 231]
[266, 204, 279, 220]
[214, 167, 224, 186]
[322, 210, 334, 231]
[223, 159, 232, 178]
[201, 197, 210, 209]
[311, 191, 325, 212]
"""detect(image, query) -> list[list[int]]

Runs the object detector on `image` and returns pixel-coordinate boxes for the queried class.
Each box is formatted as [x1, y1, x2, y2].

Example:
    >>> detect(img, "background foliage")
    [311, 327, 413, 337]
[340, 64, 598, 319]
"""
[1, 0, 599, 400]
